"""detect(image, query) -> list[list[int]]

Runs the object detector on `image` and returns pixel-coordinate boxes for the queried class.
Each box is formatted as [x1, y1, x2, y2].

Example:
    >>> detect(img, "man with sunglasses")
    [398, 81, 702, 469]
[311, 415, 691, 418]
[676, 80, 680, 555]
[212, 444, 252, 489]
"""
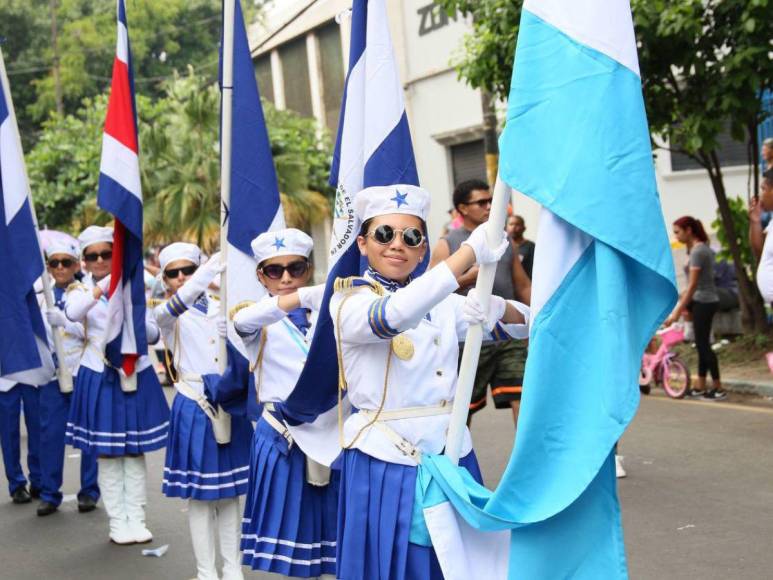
[431, 179, 532, 431]
[231, 229, 337, 577]
[154, 243, 252, 580]
[33, 232, 100, 516]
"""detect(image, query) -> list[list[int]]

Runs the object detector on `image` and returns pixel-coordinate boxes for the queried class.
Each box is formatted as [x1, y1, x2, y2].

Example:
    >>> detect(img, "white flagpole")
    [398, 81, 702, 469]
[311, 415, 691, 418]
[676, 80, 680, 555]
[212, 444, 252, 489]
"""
[0, 47, 72, 393]
[445, 175, 511, 464]
[219, 0, 235, 374]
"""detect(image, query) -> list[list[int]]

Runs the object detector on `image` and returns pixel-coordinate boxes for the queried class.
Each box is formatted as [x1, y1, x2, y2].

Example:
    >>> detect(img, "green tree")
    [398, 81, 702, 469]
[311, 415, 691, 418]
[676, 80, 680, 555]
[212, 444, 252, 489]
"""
[436, 0, 772, 332]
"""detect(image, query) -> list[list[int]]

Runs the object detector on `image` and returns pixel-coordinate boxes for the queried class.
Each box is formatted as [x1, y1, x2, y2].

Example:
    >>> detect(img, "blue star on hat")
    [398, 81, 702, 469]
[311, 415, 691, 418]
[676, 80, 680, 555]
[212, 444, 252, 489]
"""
[391, 190, 408, 208]
[273, 237, 286, 250]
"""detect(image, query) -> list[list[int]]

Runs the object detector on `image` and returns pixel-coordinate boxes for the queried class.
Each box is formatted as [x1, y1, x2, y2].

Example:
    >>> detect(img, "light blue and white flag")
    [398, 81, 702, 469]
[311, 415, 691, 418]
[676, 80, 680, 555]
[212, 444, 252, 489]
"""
[278, 0, 419, 461]
[216, 0, 284, 419]
[0, 48, 54, 384]
[415, 1, 677, 578]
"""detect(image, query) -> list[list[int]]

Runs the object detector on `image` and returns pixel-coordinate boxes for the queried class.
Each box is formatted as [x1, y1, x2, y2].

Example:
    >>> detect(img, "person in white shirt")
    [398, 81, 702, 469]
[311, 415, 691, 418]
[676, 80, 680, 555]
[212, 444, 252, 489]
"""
[154, 243, 251, 580]
[330, 185, 529, 580]
[64, 225, 169, 545]
[231, 228, 336, 577]
[750, 169, 773, 302]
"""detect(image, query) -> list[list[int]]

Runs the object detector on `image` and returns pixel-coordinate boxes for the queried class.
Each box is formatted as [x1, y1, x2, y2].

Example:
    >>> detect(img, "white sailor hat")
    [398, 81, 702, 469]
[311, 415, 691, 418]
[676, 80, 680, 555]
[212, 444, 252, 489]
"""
[78, 225, 114, 253]
[354, 184, 430, 223]
[40, 230, 79, 259]
[159, 242, 202, 272]
[250, 228, 313, 264]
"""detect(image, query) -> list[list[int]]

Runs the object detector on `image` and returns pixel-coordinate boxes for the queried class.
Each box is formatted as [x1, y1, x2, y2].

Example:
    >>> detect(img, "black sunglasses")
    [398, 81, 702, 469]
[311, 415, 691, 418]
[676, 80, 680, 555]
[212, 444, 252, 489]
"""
[83, 250, 113, 262]
[366, 224, 425, 248]
[48, 258, 75, 269]
[164, 265, 198, 278]
[259, 260, 310, 280]
[462, 197, 493, 208]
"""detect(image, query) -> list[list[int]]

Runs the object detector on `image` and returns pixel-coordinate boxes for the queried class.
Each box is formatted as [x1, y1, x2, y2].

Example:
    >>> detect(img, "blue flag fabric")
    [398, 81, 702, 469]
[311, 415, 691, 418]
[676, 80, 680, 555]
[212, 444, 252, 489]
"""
[415, 2, 678, 578]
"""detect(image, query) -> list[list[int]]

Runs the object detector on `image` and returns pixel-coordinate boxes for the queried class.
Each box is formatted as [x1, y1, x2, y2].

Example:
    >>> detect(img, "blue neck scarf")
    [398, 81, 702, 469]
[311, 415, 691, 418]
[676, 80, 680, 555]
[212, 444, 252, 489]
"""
[287, 307, 311, 336]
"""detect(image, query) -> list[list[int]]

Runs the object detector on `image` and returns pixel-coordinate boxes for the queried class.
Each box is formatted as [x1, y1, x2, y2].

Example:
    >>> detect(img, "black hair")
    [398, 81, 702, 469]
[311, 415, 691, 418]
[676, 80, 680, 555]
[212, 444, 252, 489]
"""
[452, 179, 490, 211]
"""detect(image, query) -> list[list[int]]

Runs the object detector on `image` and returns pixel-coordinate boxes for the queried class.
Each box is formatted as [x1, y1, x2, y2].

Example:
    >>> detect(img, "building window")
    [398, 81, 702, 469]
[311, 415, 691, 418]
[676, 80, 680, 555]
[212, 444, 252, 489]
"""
[450, 140, 487, 185]
[670, 124, 749, 171]
[254, 55, 274, 103]
[317, 22, 345, 133]
[280, 36, 313, 117]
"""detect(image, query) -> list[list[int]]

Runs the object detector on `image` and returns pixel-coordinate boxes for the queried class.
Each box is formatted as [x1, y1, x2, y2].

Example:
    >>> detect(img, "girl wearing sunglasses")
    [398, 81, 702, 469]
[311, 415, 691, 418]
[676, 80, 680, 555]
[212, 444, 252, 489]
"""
[64, 225, 169, 546]
[154, 243, 252, 580]
[231, 228, 337, 577]
[326, 185, 529, 579]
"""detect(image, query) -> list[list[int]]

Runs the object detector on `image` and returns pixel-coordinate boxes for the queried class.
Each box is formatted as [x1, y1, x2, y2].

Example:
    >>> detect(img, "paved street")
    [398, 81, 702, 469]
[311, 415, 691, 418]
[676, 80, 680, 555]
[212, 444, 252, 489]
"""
[1, 389, 772, 579]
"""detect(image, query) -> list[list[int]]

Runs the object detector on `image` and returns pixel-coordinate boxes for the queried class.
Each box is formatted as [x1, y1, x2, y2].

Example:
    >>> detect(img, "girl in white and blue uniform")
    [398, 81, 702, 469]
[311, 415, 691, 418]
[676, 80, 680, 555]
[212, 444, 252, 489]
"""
[232, 228, 337, 577]
[330, 185, 529, 579]
[154, 243, 252, 580]
[36, 231, 99, 516]
[64, 225, 170, 545]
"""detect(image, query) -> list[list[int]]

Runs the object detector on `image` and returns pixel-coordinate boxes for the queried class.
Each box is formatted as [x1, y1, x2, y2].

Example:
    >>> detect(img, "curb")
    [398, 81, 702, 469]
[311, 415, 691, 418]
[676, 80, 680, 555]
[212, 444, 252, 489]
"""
[706, 377, 773, 398]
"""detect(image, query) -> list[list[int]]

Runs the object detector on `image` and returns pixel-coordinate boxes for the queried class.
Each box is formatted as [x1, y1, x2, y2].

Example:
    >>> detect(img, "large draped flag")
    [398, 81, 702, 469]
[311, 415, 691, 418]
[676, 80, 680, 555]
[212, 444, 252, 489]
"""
[97, 0, 148, 377]
[278, 0, 419, 459]
[0, 48, 54, 384]
[415, 1, 677, 578]
[216, 0, 284, 418]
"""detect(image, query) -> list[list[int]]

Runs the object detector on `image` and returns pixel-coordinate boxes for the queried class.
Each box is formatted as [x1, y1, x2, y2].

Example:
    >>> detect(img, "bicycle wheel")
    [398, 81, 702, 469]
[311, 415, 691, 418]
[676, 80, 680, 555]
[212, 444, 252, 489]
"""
[662, 357, 691, 399]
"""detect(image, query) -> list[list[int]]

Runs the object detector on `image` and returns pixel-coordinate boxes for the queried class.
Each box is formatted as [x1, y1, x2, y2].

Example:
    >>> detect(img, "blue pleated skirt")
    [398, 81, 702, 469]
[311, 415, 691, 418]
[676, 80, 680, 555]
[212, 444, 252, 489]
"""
[336, 448, 483, 580]
[241, 418, 338, 577]
[162, 393, 252, 500]
[66, 366, 170, 456]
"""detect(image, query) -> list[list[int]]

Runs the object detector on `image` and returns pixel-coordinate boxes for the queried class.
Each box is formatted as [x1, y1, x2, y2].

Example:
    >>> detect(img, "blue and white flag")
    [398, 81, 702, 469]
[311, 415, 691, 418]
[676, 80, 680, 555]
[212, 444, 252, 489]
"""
[279, 0, 419, 454]
[216, 0, 284, 418]
[0, 48, 54, 384]
[416, 1, 677, 578]
[97, 0, 148, 378]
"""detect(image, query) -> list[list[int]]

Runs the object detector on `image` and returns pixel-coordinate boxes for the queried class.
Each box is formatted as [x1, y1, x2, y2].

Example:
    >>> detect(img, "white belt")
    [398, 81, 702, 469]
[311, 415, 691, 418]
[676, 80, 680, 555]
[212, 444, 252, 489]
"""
[358, 402, 453, 464]
[176, 378, 232, 445]
[262, 404, 294, 448]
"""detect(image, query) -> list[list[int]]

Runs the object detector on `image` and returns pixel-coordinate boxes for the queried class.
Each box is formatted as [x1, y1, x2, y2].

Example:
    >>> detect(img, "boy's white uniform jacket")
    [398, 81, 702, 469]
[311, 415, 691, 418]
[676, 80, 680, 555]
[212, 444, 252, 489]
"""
[330, 262, 529, 467]
[37, 288, 85, 379]
[154, 293, 221, 395]
[64, 275, 156, 374]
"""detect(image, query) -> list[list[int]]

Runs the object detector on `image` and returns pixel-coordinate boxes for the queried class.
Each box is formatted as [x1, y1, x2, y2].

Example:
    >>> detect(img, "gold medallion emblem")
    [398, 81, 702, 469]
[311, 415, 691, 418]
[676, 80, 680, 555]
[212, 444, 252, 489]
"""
[391, 335, 414, 360]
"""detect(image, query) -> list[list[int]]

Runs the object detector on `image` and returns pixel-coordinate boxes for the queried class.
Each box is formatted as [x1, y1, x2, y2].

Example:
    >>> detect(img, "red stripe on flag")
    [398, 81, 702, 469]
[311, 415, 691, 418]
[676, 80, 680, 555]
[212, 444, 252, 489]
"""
[108, 220, 125, 298]
[103, 57, 138, 154]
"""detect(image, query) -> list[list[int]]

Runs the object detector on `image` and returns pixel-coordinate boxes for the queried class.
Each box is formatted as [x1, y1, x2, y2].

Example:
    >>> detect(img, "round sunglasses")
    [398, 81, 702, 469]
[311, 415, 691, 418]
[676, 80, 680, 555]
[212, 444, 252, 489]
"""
[48, 258, 76, 269]
[259, 260, 310, 280]
[164, 265, 198, 279]
[83, 250, 113, 263]
[366, 224, 424, 248]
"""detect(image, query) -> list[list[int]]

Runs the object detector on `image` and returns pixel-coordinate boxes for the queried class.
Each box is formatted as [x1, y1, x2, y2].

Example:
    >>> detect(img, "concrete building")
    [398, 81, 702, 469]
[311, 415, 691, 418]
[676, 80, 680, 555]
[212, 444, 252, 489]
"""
[248, 0, 755, 249]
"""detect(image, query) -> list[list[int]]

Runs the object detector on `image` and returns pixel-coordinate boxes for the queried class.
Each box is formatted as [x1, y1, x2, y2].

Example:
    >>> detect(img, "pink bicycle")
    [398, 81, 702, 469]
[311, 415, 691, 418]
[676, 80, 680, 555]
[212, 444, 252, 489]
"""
[639, 325, 691, 399]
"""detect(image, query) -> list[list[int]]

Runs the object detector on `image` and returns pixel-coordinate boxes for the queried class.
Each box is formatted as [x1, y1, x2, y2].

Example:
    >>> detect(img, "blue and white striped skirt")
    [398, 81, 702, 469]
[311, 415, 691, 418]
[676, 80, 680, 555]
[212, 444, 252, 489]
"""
[336, 448, 483, 580]
[162, 393, 252, 500]
[241, 418, 338, 577]
[66, 366, 170, 456]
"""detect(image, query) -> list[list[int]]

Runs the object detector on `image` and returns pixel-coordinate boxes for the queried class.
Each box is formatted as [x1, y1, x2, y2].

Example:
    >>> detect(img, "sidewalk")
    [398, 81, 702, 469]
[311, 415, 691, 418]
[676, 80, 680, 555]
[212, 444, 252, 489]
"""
[719, 376, 773, 398]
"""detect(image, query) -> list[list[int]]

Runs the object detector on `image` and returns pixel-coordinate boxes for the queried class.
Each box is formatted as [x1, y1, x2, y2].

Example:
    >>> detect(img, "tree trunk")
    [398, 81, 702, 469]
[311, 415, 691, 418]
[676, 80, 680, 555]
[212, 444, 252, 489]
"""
[480, 90, 499, 186]
[705, 152, 769, 333]
[50, 0, 64, 115]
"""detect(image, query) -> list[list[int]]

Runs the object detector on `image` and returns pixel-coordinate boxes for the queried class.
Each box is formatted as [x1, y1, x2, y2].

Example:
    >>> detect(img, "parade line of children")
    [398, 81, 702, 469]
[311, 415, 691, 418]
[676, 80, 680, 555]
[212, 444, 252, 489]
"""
[1, 185, 530, 580]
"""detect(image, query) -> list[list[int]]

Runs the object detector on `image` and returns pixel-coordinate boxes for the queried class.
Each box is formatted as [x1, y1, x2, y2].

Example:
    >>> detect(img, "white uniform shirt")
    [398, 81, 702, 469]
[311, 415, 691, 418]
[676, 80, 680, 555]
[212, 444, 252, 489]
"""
[0, 378, 15, 393]
[154, 293, 220, 396]
[331, 263, 529, 466]
[64, 276, 154, 374]
[757, 223, 773, 302]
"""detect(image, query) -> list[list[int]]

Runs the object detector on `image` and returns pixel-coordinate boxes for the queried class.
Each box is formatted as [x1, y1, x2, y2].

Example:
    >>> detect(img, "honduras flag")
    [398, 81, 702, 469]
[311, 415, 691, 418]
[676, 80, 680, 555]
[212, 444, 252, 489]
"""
[277, 0, 419, 462]
[414, 1, 678, 578]
[0, 49, 54, 384]
[215, 0, 284, 419]
[97, 0, 148, 378]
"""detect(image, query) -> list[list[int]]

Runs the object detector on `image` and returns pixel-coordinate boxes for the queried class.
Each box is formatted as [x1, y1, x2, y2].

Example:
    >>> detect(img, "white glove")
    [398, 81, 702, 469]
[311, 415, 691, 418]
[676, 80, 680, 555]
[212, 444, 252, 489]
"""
[462, 289, 506, 331]
[216, 317, 228, 339]
[297, 284, 326, 312]
[177, 252, 225, 305]
[461, 224, 509, 265]
[45, 307, 68, 328]
[96, 274, 112, 294]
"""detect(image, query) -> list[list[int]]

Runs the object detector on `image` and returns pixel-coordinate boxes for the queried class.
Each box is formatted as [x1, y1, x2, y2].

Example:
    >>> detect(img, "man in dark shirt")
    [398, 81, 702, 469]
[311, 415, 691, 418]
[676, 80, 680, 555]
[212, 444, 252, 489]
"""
[507, 214, 536, 279]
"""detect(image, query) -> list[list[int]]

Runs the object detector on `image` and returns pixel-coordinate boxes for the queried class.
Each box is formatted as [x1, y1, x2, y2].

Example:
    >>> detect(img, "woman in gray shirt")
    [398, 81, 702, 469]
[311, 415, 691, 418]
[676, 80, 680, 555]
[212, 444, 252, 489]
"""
[665, 216, 725, 400]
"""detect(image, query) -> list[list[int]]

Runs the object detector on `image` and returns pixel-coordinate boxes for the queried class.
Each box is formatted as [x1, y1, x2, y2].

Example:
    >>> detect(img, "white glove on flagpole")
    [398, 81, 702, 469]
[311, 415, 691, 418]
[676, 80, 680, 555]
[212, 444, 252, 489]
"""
[463, 289, 506, 331]
[462, 224, 509, 265]
[45, 308, 68, 328]
[216, 318, 228, 339]
[177, 252, 226, 306]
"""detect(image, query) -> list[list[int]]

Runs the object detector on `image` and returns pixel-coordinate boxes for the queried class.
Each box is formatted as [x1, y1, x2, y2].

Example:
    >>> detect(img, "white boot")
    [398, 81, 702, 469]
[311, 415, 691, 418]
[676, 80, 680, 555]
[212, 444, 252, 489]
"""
[189, 500, 219, 580]
[123, 455, 153, 543]
[97, 457, 134, 545]
[216, 498, 244, 580]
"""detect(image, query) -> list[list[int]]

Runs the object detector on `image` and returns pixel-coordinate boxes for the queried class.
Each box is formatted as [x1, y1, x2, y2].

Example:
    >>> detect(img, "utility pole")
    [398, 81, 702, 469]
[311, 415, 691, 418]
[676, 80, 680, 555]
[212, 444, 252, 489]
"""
[480, 89, 499, 186]
[50, 0, 63, 115]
